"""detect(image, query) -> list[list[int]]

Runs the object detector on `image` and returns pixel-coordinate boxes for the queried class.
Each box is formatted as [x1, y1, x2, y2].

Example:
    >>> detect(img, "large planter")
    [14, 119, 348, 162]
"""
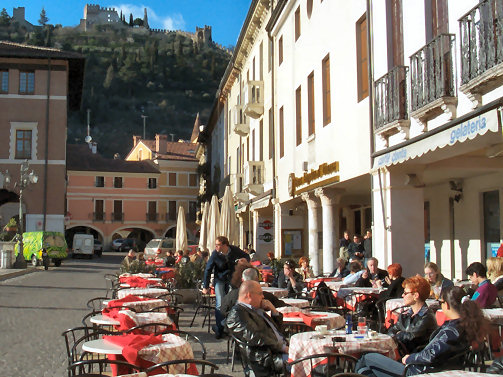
[175, 288, 199, 304]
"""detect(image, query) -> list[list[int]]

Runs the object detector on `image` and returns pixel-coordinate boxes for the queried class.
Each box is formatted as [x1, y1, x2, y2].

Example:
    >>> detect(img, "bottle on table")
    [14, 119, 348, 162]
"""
[345, 314, 353, 334]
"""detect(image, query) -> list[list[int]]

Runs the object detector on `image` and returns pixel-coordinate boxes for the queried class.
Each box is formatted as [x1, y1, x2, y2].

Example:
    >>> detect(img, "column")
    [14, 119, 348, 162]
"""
[252, 210, 259, 251]
[238, 214, 245, 249]
[273, 198, 282, 259]
[315, 188, 341, 275]
[301, 192, 320, 276]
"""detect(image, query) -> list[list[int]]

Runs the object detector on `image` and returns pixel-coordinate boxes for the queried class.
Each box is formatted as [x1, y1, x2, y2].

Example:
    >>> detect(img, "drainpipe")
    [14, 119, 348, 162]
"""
[43, 58, 52, 231]
[268, 0, 277, 256]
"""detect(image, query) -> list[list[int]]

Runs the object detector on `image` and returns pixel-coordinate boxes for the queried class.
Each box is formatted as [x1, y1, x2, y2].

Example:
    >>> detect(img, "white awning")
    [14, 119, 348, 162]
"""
[374, 107, 501, 169]
[250, 195, 271, 211]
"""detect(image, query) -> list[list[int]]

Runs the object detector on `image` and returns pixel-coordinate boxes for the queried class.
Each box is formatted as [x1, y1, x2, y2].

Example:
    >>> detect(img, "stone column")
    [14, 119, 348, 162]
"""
[273, 198, 282, 259]
[315, 188, 341, 275]
[252, 210, 259, 251]
[301, 192, 320, 276]
[238, 214, 245, 249]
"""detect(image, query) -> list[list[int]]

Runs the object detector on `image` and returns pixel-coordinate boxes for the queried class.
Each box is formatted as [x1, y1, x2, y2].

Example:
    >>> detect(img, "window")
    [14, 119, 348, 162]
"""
[0, 70, 8, 93]
[15, 130, 32, 159]
[322, 54, 331, 125]
[147, 201, 157, 221]
[295, 7, 301, 41]
[148, 177, 157, 189]
[268, 108, 274, 159]
[253, 57, 256, 80]
[113, 200, 123, 221]
[189, 201, 197, 221]
[168, 200, 177, 221]
[386, 0, 404, 68]
[295, 86, 302, 146]
[279, 106, 284, 158]
[113, 177, 123, 188]
[189, 174, 198, 187]
[259, 41, 264, 80]
[94, 200, 104, 221]
[259, 120, 263, 161]
[252, 129, 256, 161]
[356, 14, 369, 101]
[268, 38, 273, 72]
[168, 172, 176, 186]
[308, 72, 315, 136]
[95, 176, 104, 187]
[19, 71, 34, 94]
[425, 0, 448, 41]
[278, 36, 283, 65]
[307, 0, 313, 18]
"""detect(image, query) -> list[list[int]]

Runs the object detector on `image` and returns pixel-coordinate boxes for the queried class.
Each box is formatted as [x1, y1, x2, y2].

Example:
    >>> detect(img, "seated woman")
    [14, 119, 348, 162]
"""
[330, 257, 350, 279]
[487, 257, 503, 295]
[424, 261, 453, 299]
[295, 256, 314, 280]
[356, 286, 490, 377]
[387, 276, 437, 356]
[380, 263, 406, 300]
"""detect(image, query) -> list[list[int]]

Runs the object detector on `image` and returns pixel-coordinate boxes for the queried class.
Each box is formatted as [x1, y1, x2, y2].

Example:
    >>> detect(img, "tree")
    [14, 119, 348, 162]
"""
[38, 7, 48, 26]
[129, 13, 133, 26]
[0, 8, 10, 26]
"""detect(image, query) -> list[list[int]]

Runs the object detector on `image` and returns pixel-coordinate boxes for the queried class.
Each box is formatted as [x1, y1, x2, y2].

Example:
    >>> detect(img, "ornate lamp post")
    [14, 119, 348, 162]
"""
[4, 160, 38, 268]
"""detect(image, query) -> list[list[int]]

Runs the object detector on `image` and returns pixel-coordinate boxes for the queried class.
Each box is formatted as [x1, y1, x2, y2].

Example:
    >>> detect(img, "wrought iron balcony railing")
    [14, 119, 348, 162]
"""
[111, 212, 124, 222]
[459, 0, 503, 85]
[146, 212, 158, 222]
[92, 212, 105, 222]
[374, 65, 409, 131]
[410, 34, 456, 112]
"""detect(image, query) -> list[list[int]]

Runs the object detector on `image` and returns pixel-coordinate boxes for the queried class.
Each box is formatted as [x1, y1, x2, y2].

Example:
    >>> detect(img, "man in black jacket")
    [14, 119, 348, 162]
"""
[226, 280, 288, 377]
[202, 236, 249, 338]
[356, 257, 389, 288]
[273, 259, 305, 297]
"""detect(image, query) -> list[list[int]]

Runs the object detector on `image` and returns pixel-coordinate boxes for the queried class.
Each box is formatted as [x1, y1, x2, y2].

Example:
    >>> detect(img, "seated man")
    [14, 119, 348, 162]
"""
[466, 261, 498, 308]
[121, 250, 136, 270]
[220, 265, 286, 318]
[226, 280, 288, 377]
[356, 257, 389, 288]
[273, 259, 305, 297]
[330, 257, 350, 279]
[342, 261, 365, 285]
[388, 276, 438, 355]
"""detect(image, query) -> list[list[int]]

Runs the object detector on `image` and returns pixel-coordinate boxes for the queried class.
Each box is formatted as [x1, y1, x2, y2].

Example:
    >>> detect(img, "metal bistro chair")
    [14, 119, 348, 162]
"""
[144, 304, 184, 329]
[288, 352, 358, 377]
[86, 297, 109, 312]
[144, 359, 218, 375]
[68, 358, 143, 377]
[190, 291, 215, 333]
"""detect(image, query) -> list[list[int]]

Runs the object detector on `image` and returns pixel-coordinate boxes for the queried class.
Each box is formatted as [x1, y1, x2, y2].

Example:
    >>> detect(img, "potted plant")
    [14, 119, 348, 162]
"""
[119, 259, 156, 275]
[4, 217, 17, 232]
[174, 259, 205, 303]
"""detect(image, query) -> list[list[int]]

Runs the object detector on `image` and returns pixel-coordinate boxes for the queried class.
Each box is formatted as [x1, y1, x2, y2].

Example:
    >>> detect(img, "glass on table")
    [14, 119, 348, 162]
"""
[357, 317, 367, 335]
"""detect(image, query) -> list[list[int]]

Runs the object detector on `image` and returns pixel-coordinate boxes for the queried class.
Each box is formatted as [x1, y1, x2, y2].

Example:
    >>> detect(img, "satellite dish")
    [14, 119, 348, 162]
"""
[85, 135, 92, 143]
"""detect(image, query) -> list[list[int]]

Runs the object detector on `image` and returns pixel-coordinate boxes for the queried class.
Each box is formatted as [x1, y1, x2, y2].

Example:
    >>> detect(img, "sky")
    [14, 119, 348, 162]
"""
[1, 0, 252, 47]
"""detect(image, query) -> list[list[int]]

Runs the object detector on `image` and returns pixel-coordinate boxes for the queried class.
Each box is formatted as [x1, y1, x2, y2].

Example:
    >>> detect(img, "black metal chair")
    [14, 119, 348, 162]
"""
[282, 322, 313, 340]
[68, 358, 143, 376]
[144, 359, 218, 375]
[81, 310, 101, 329]
[158, 292, 184, 305]
[143, 304, 184, 328]
[86, 297, 110, 311]
[190, 292, 215, 333]
[287, 352, 358, 377]
[402, 348, 472, 376]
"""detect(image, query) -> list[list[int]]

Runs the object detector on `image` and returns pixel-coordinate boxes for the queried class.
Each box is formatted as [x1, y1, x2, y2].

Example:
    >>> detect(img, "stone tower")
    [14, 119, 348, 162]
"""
[143, 8, 149, 29]
[196, 25, 212, 46]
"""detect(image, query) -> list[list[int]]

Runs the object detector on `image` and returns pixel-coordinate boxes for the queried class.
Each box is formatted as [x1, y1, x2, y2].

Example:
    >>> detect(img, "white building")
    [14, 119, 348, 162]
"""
[370, 0, 503, 277]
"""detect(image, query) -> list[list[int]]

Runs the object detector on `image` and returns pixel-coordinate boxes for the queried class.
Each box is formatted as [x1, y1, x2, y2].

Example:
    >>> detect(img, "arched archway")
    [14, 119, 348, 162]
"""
[65, 225, 104, 246]
[111, 226, 155, 243]
[0, 189, 21, 228]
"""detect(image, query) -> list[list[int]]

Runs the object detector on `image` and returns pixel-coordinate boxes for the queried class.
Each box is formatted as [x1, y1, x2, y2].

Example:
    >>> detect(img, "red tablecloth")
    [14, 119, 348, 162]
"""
[119, 276, 161, 288]
[305, 277, 341, 290]
[282, 312, 326, 328]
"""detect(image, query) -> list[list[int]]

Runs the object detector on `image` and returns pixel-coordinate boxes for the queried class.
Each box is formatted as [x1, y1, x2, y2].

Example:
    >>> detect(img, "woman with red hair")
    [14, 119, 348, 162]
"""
[296, 256, 314, 280]
[380, 263, 406, 299]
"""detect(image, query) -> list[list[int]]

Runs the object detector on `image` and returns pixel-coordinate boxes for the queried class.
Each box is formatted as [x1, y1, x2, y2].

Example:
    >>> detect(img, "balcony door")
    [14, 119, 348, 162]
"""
[425, 0, 448, 42]
[386, 0, 404, 69]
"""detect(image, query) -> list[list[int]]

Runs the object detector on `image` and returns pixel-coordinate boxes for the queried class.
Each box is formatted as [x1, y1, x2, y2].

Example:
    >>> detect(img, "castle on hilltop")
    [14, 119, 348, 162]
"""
[79, 3, 212, 46]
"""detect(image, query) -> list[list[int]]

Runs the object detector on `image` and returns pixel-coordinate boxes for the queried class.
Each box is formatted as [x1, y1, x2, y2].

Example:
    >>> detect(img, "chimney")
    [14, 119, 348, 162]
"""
[156, 134, 167, 154]
[91, 142, 97, 154]
[133, 135, 141, 147]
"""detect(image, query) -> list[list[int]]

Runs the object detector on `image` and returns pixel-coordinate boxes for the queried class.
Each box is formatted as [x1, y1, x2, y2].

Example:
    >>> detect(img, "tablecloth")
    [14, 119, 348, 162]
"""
[117, 288, 169, 299]
[262, 287, 288, 298]
[282, 298, 310, 308]
[282, 311, 345, 329]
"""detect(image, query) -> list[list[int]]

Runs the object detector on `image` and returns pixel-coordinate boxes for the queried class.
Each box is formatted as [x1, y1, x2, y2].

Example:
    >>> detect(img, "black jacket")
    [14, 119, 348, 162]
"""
[203, 245, 250, 288]
[355, 268, 389, 288]
[226, 303, 286, 376]
[347, 242, 365, 261]
[220, 287, 287, 318]
[330, 266, 350, 278]
[380, 276, 406, 300]
[388, 304, 438, 355]
[273, 270, 305, 297]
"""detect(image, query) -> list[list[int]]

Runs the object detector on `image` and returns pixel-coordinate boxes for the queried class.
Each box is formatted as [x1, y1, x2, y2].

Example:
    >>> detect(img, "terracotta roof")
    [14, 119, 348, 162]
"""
[0, 41, 85, 110]
[67, 144, 160, 173]
[136, 139, 198, 162]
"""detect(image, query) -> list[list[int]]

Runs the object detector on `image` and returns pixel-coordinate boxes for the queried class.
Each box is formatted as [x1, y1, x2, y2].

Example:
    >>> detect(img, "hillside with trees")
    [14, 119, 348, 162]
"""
[0, 9, 231, 157]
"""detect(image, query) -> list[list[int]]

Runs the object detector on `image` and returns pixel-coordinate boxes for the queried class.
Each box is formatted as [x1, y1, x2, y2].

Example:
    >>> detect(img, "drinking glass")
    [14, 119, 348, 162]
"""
[357, 317, 367, 335]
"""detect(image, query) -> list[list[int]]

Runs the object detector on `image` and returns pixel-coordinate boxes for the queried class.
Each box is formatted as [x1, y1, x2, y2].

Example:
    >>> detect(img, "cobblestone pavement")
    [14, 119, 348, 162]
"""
[0, 252, 244, 376]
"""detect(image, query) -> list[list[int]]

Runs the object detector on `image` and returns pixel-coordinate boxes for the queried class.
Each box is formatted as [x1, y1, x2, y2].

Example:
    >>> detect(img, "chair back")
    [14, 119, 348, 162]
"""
[86, 297, 109, 311]
[68, 358, 143, 376]
[288, 352, 357, 377]
[144, 359, 218, 375]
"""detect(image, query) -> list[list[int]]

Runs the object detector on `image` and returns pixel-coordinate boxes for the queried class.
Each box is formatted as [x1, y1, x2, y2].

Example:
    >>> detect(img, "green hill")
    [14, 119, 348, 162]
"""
[0, 20, 231, 157]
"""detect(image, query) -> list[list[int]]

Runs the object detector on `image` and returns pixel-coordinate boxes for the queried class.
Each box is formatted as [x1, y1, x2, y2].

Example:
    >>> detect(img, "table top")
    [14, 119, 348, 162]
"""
[82, 338, 123, 355]
[262, 287, 289, 298]
[117, 288, 169, 299]
[281, 298, 310, 308]
[90, 314, 120, 326]
[482, 308, 503, 320]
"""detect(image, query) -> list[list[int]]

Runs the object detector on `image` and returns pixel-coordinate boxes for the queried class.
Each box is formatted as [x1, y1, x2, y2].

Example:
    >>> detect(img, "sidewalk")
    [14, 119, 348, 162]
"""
[0, 266, 39, 281]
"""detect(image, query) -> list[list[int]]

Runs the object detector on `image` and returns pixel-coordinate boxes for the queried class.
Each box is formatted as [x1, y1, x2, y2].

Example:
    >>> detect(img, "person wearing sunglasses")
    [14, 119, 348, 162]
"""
[387, 276, 437, 356]
[272, 259, 305, 298]
[356, 286, 489, 376]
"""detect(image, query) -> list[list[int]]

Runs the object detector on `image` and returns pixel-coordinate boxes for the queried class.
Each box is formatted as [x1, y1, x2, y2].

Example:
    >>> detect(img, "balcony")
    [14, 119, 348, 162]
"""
[459, 0, 503, 108]
[232, 173, 249, 202]
[111, 212, 124, 222]
[243, 161, 264, 196]
[374, 65, 410, 145]
[165, 213, 176, 222]
[243, 81, 264, 119]
[146, 212, 158, 222]
[233, 105, 249, 136]
[410, 34, 457, 129]
[92, 212, 105, 222]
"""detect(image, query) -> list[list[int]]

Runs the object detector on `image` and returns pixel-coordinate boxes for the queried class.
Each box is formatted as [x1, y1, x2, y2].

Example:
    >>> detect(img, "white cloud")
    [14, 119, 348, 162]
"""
[111, 3, 185, 30]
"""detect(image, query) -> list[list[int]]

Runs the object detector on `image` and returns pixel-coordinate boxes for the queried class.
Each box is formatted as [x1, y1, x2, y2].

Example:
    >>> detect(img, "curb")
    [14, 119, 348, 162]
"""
[0, 267, 39, 281]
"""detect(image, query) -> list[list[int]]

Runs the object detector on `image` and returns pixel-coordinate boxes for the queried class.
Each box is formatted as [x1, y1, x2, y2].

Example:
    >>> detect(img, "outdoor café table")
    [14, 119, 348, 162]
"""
[288, 331, 397, 377]
[262, 287, 289, 298]
[338, 287, 385, 311]
[305, 277, 342, 290]
[281, 298, 310, 308]
[117, 288, 169, 299]
[82, 333, 194, 375]
[105, 298, 166, 312]
[120, 273, 156, 278]
[92, 312, 173, 328]
[482, 308, 503, 323]
[278, 309, 345, 329]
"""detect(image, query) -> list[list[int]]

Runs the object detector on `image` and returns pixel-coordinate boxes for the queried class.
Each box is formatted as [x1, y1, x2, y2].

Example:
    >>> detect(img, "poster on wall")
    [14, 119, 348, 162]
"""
[257, 218, 274, 244]
[283, 229, 302, 257]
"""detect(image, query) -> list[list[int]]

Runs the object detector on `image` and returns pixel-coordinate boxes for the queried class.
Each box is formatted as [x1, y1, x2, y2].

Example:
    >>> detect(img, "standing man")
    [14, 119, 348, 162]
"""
[363, 229, 372, 261]
[203, 236, 249, 338]
[348, 234, 365, 262]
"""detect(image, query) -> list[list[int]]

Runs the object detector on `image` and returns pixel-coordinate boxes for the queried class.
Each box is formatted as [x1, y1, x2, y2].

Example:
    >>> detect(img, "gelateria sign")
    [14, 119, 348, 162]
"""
[374, 108, 501, 169]
[288, 161, 340, 196]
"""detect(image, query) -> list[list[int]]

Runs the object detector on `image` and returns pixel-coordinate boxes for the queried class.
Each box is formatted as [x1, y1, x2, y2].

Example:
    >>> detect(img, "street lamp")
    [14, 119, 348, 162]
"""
[4, 160, 38, 268]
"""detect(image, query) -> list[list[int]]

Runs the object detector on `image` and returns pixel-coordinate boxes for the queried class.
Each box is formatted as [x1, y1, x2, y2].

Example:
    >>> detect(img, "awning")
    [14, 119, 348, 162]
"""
[250, 195, 271, 211]
[374, 107, 501, 169]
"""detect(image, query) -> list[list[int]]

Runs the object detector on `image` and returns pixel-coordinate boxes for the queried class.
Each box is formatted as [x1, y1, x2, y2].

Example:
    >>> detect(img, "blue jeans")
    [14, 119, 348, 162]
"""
[356, 353, 405, 377]
[214, 280, 229, 335]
